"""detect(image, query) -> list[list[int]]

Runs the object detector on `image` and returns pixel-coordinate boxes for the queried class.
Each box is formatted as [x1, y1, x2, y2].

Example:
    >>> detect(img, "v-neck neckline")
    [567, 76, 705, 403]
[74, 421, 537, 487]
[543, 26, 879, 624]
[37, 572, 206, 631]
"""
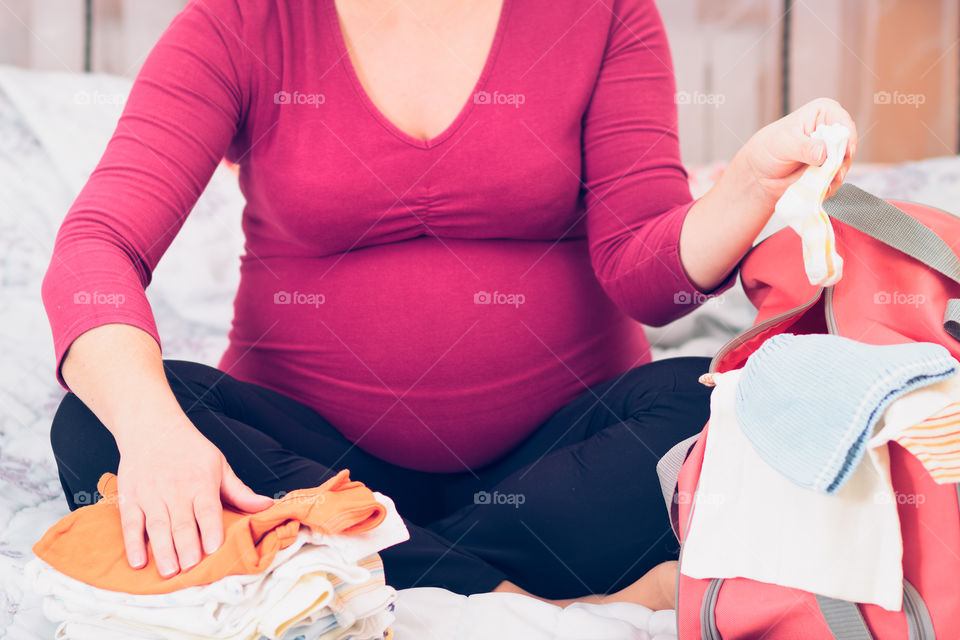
[326, 0, 512, 150]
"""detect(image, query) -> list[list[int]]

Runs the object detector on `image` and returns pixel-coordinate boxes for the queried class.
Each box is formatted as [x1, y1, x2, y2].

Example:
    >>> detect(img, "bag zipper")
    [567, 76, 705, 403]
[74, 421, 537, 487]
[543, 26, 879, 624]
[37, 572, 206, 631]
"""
[708, 288, 824, 373]
[824, 286, 838, 335]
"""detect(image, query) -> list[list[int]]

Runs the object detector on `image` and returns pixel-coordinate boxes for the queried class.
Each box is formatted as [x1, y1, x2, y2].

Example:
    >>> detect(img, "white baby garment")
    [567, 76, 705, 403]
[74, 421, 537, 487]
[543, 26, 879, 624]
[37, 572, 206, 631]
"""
[773, 122, 850, 286]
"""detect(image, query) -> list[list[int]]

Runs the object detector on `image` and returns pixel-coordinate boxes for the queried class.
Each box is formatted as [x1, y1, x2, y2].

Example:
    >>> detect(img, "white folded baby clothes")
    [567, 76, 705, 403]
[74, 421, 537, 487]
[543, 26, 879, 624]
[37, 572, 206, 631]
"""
[25, 492, 408, 640]
[680, 369, 905, 610]
[773, 122, 849, 286]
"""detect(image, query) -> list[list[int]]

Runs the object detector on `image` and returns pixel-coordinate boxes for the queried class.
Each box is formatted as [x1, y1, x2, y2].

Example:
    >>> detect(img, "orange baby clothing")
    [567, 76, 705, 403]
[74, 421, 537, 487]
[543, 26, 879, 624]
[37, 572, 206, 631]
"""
[895, 403, 960, 483]
[32, 469, 386, 594]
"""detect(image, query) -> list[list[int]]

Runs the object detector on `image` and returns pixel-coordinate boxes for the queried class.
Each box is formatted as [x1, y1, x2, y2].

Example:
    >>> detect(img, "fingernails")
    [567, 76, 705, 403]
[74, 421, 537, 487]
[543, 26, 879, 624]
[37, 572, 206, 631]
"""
[128, 552, 145, 568]
[203, 535, 222, 555]
[158, 559, 178, 577]
[180, 553, 199, 571]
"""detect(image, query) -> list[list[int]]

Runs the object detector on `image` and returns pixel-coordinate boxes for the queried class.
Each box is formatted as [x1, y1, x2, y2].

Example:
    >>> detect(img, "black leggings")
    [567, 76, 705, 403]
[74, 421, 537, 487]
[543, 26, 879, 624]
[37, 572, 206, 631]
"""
[49, 356, 710, 599]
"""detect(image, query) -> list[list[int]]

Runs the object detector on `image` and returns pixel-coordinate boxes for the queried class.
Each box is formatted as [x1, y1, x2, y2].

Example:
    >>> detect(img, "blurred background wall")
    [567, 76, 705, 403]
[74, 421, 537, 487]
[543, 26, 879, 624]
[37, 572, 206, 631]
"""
[0, 0, 957, 163]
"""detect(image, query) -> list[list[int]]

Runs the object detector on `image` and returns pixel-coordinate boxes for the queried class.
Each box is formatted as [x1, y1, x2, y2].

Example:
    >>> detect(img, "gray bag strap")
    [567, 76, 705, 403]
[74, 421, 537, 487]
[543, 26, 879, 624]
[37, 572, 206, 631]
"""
[822, 183, 960, 340]
[656, 433, 700, 533]
[815, 596, 874, 640]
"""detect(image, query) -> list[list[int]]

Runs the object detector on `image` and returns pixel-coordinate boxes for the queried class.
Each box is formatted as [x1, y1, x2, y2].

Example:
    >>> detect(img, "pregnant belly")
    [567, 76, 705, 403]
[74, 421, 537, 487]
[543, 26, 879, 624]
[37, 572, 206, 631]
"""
[219, 236, 650, 472]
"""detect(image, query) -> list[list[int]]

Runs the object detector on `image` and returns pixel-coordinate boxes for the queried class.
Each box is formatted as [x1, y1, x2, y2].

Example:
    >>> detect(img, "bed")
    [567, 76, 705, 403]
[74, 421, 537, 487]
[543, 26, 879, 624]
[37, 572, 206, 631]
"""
[3, 65, 960, 640]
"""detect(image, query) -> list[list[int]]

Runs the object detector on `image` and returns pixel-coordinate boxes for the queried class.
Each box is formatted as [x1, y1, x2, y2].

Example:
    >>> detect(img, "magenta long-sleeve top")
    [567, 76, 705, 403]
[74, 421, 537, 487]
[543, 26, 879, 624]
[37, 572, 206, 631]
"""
[41, 0, 731, 472]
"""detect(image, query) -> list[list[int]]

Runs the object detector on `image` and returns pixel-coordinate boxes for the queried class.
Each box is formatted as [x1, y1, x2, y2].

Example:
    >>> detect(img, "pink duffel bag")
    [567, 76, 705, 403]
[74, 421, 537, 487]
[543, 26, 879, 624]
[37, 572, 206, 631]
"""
[657, 184, 960, 639]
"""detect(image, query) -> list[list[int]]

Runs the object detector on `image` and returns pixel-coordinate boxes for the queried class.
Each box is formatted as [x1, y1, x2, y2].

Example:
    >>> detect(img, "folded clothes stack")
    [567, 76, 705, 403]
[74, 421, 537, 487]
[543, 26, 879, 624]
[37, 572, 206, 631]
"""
[24, 470, 409, 640]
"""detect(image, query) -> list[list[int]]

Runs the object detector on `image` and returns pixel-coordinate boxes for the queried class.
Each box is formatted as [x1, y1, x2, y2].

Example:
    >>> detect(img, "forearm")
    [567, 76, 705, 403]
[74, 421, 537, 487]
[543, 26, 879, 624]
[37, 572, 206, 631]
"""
[678, 150, 777, 292]
[61, 324, 188, 452]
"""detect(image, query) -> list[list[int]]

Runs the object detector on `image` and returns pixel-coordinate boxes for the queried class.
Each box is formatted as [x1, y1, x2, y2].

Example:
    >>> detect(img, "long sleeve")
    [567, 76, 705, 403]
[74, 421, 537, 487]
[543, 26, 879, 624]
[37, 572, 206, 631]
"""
[40, 0, 251, 388]
[582, 0, 735, 327]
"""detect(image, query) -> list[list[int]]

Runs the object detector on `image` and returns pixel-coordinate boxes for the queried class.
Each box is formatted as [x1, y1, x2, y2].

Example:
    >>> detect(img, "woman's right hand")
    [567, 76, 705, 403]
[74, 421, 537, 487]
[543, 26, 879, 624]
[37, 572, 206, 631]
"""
[114, 412, 275, 576]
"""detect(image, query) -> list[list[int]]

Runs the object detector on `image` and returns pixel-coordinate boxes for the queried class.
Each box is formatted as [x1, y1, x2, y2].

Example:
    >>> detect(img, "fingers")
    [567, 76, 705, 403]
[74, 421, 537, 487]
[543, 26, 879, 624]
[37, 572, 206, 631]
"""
[169, 498, 203, 571]
[118, 497, 148, 570]
[220, 462, 274, 513]
[780, 131, 827, 166]
[142, 502, 180, 577]
[193, 490, 224, 555]
[795, 98, 858, 165]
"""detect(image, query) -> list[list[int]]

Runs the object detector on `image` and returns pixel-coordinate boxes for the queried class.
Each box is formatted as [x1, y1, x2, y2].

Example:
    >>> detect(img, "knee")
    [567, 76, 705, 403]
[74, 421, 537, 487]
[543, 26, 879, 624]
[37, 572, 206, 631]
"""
[50, 392, 95, 456]
[162, 360, 225, 412]
[50, 392, 118, 510]
[617, 357, 712, 401]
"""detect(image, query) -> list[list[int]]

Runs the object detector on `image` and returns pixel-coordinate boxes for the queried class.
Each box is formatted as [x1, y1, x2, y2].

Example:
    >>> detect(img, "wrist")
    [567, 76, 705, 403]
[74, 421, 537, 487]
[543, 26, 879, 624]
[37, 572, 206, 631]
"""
[110, 398, 192, 453]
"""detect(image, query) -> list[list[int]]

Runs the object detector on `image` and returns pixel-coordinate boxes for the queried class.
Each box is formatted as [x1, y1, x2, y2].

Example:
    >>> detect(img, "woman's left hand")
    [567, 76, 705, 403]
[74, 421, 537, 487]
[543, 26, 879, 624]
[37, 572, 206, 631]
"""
[739, 97, 858, 209]
[680, 97, 858, 291]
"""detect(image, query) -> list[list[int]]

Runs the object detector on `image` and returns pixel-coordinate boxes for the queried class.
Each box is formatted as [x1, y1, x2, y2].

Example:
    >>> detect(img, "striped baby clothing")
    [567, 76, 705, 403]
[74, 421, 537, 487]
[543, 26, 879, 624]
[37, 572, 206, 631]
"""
[897, 404, 960, 483]
[872, 372, 960, 483]
[735, 333, 958, 494]
[773, 122, 849, 286]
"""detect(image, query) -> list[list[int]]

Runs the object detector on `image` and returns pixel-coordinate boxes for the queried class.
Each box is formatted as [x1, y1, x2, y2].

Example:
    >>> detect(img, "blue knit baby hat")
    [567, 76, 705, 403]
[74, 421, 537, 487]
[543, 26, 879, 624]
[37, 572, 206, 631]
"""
[735, 333, 957, 494]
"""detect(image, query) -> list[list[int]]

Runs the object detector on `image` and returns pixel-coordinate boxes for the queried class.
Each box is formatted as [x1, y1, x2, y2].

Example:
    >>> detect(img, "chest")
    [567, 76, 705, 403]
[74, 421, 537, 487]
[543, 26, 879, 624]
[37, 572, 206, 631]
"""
[235, 0, 610, 255]
[333, 0, 505, 143]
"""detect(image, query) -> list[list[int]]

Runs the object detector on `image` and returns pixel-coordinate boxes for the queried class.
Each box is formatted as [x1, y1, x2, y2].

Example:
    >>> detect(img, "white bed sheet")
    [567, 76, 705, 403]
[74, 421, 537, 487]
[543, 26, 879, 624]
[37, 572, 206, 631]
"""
[4, 65, 960, 640]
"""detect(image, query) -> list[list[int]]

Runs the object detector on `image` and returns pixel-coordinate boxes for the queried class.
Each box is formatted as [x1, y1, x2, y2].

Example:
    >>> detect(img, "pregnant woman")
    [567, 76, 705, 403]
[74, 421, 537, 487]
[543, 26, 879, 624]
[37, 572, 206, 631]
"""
[43, 0, 855, 610]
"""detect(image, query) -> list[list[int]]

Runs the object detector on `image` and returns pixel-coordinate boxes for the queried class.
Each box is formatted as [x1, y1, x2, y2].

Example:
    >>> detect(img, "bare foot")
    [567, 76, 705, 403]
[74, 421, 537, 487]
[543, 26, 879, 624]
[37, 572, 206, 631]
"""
[600, 560, 677, 610]
[492, 560, 678, 611]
